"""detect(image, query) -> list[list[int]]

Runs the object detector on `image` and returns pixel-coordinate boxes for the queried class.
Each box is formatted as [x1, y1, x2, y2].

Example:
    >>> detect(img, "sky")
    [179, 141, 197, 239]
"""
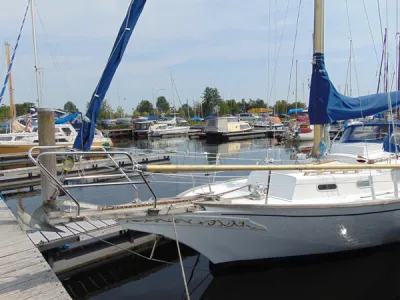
[0, 0, 398, 114]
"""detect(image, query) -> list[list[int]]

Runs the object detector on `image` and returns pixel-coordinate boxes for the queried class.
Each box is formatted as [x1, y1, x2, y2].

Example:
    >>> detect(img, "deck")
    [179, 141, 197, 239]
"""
[0, 199, 71, 299]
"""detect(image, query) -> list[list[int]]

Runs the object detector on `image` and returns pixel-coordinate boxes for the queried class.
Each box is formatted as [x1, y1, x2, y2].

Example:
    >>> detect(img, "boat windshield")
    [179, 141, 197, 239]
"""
[340, 124, 389, 143]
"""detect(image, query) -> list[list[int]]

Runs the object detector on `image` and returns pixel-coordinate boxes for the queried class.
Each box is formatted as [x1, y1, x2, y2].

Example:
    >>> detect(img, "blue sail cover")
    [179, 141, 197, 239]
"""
[55, 112, 80, 124]
[309, 53, 400, 125]
[73, 0, 147, 150]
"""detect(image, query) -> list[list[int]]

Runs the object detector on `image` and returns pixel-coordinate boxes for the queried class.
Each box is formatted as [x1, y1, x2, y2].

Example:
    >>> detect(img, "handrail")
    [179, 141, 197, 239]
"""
[27, 146, 158, 216]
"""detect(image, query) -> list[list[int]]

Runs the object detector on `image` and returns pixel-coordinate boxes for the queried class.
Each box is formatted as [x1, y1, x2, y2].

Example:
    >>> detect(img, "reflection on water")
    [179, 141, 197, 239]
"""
[202, 243, 400, 300]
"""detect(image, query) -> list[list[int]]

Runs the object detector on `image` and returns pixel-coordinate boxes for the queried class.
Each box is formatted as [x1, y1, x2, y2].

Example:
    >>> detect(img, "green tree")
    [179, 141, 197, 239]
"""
[142, 111, 149, 117]
[136, 100, 153, 113]
[15, 102, 35, 116]
[0, 105, 10, 121]
[115, 105, 124, 118]
[87, 99, 114, 120]
[132, 110, 140, 118]
[178, 107, 185, 118]
[287, 101, 307, 112]
[63, 101, 79, 113]
[202, 87, 222, 116]
[181, 104, 193, 118]
[156, 96, 169, 112]
[274, 100, 289, 115]
[225, 99, 240, 114]
[218, 101, 230, 115]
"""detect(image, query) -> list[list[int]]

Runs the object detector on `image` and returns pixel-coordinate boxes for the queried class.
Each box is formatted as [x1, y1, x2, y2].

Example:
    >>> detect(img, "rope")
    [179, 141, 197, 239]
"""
[64, 223, 209, 272]
[172, 217, 190, 300]
[0, 0, 31, 104]
[286, 0, 302, 103]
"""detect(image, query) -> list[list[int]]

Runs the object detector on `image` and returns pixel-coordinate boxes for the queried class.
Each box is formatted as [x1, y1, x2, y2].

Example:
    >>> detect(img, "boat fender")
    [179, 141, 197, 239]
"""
[63, 156, 74, 172]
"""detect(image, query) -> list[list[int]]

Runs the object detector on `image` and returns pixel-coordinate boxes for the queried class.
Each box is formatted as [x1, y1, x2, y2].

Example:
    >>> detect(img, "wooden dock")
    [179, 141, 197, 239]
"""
[0, 199, 71, 299]
[206, 129, 284, 142]
[0, 154, 170, 192]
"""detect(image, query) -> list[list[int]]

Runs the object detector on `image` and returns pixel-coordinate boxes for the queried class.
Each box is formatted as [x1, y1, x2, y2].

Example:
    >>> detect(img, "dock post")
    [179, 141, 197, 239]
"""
[38, 107, 57, 205]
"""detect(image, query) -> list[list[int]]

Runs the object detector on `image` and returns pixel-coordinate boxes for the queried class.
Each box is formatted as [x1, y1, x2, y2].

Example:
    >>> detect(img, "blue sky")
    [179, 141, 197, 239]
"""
[0, 0, 398, 113]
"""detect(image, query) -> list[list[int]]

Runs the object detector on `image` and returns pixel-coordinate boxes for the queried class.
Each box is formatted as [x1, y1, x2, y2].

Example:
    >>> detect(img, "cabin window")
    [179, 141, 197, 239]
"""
[227, 118, 239, 122]
[0, 137, 12, 141]
[317, 184, 337, 191]
[56, 138, 68, 143]
[61, 127, 72, 136]
[356, 180, 370, 188]
[33, 140, 38, 143]
[15, 136, 26, 141]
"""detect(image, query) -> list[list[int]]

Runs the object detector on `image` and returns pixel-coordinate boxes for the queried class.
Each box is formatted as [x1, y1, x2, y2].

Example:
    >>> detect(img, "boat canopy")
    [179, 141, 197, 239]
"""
[288, 108, 304, 115]
[73, 0, 147, 151]
[309, 53, 400, 125]
[55, 112, 81, 124]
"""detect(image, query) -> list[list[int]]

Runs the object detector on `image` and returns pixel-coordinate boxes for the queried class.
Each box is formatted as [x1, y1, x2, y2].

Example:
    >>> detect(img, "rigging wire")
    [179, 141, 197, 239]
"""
[345, 0, 360, 95]
[268, 0, 291, 105]
[377, 0, 385, 45]
[286, 0, 302, 104]
[362, 0, 380, 66]
[35, 4, 71, 102]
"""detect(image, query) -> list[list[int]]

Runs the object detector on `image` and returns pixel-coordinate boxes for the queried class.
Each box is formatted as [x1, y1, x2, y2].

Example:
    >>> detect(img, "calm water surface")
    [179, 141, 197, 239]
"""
[6, 137, 400, 299]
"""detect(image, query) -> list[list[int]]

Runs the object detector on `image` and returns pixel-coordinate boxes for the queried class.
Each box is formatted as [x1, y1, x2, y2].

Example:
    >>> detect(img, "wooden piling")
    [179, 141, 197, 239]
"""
[38, 107, 56, 205]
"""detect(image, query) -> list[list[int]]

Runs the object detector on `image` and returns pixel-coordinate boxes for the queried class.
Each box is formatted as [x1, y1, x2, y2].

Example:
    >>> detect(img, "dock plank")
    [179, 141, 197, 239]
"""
[87, 219, 109, 229]
[28, 231, 48, 245]
[75, 221, 97, 232]
[0, 201, 71, 299]
[40, 230, 62, 242]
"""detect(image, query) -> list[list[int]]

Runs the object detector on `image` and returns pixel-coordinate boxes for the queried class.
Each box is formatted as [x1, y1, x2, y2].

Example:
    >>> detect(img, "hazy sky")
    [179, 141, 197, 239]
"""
[0, 0, 398, 113]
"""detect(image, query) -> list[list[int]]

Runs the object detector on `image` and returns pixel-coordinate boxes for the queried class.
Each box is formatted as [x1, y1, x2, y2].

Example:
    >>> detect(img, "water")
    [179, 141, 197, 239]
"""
[6, 137, 400, 299]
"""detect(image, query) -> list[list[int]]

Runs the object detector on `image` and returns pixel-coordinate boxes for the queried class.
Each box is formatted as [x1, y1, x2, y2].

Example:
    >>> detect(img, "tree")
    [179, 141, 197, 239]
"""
[132, 110, 140, 118]
[115, 105, 124, 118]
[156, 96, 169, 112]
[86, 99, 114, 120]
[225, 99, 240, 115]
[136, 100, 153, 114]
[63, 101, 79, 113]
[0, 105, 10, 121]
[218, 101, 230, 115]
[178, 107, 185, 118]
[15, 102, 35, 116]
[181, 104, 193, 118]
[202, 87, 222, 116]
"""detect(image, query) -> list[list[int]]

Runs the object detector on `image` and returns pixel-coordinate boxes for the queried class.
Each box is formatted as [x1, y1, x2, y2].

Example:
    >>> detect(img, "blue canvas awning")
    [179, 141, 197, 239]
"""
[287, 108, 304, 115]
[309, 53, 400, 124]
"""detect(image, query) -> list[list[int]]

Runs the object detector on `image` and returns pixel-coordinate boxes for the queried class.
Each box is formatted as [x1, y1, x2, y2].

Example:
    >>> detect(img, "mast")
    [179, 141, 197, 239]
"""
[312, 0, 324, 157]
[295, 59, 298, 113]
[170, 71, 175, 115]
[5, 43, 15, 132]
[30, 0, 41, 108]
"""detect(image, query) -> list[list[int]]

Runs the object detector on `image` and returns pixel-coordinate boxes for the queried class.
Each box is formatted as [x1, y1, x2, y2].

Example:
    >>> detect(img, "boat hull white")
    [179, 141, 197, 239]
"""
[119, 201, 400, 265]
[149, 126, 190, 137]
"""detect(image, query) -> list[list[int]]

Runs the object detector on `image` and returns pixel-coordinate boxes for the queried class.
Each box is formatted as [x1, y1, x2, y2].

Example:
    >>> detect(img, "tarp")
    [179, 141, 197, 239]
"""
[192, 116, 202, 121]
[205, 114, 217, 119]
[287, 108, 304, 115]
[147, 115, 158, 120]
[309, 53, 400, 124]
[55, 112, 80, 124]
[73, 0, 147, 151]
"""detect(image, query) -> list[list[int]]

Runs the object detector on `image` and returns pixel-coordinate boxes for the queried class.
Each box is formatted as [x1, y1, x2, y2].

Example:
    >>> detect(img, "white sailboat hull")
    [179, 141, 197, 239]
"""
[149, 126, 190, 137]
[119, 201, 400, 265]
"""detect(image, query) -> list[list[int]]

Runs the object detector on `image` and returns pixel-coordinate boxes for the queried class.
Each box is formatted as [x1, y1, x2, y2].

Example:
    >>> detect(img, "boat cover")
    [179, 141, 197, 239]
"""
[309, 53, 400, 124]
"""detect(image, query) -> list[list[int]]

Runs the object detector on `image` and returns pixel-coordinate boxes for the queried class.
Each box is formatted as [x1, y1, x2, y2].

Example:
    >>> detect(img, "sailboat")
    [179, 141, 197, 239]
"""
[115, 0, 400, 266]
[24, 0, 400, 270]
